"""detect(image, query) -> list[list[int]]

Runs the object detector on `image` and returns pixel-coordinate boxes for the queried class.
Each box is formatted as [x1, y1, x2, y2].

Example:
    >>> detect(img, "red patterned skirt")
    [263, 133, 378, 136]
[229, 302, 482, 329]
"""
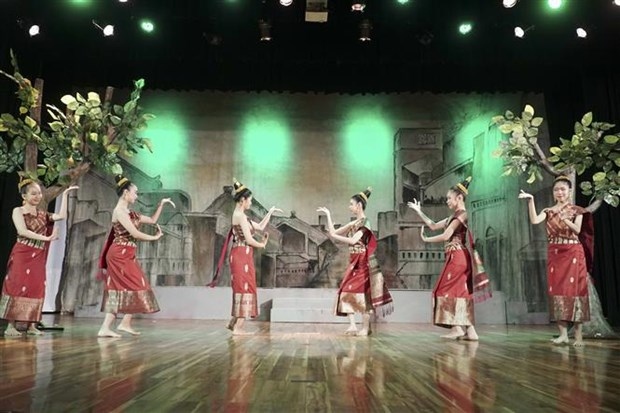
[547, 243, 590, 322]
[433, 248, 474, 328]
[0, 243, 47, 322]
[335, 252, 372, 316]
[230, 245, 258, 318]
[101, 243, 160, 314]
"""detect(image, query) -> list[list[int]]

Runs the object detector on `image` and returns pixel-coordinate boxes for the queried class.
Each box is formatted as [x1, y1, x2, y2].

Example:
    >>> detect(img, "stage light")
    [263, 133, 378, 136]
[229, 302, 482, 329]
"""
[547, 0, 563, 10]
[514, 26, 525, 38]
[352, 2, 366, 12]
[28, 25, 40, 37]
[118, 0, 128, 2]
[459, 23, 473, 35]
[514, 25, 534, 38]
[140, 19, 155, 33]
[397, 0, 410, 4]
[259, 20, 272, 41]
[614, 0, 620, 5]
[92, 20, 114, 37]
[503, 0, 518, 8]
[576, 27, 587, 38]
[280, 0, 293, 5]
[359, 19, 372, 41]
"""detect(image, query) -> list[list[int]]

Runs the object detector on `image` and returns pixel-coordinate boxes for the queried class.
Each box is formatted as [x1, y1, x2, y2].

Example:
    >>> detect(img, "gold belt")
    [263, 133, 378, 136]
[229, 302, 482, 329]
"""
[232, 241, 248, 248]
[114, 240, 137, 247]
[349, 245, 367, 254]
[444, 242, 464, 252]
[548, 237, 579, 245]
[17, 238, 45, 250]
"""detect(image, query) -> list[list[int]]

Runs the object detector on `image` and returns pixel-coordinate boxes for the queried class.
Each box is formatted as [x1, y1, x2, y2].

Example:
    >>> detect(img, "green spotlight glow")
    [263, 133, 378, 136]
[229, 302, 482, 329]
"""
[241, 109, 292, 174]
[459, 23, 473, 35]
[397, 0, 410, 4]
[134, 104, 188, 175]
[547, 0, 563, 9]
[140, 19, 155, 33]
[67, 0, 93, 6]
[341, 108, 392, 171]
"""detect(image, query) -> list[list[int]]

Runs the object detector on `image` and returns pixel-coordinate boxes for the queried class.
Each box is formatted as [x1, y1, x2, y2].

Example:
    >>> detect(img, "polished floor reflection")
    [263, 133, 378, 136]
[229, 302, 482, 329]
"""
[1, 317, 620, 412]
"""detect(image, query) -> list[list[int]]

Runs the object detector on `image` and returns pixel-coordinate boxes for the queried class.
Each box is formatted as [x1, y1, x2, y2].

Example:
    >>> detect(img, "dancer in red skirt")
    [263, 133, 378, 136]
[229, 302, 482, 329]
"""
[408, 177, 479, 340]
[97, 175, 175, 337]
[318, 187, 393, 336]
[211, 178, 280, 335]
[1, 178, 78, 337]
[519, 175, 590, 346]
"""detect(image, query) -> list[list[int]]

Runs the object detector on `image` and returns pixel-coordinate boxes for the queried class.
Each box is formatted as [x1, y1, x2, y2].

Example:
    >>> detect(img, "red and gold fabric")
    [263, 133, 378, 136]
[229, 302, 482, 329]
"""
[545, 205, 590, 322]
[100, 211, 160, 314]
[0, 210, 53, 322]
[335, 219, 393, 317]
[229, 222, 258, 318]
[433, 210, 475, 328]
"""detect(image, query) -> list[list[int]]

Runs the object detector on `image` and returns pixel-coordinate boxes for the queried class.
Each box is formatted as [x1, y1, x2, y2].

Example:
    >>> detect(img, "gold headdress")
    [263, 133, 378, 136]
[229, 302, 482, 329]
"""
[357, 187, 372, 202]
[455, 176, 472, 196]
[232, 177, 247, 195]
[18, 177, 35, 190]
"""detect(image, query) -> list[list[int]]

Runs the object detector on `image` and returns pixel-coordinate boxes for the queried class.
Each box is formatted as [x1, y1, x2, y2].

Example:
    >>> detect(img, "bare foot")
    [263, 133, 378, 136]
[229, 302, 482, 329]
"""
[441, 326, 465, 339]
[226, 318, 236, 331]
[4, 325, 23, 337]
[356, 329, 370, 337]
[117, 325, 141, 336]
[573, 340, 585, 347]
[344, 326, 358, 336]
[98, 329, 122, 338]
[26, 327, 44, 336]
[464, 326, 479, 341]
[551, 336, 569, 345]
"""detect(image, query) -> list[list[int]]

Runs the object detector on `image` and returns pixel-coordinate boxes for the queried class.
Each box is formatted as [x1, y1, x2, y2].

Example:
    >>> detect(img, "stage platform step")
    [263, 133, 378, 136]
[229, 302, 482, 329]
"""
[270, 297, 344, 323]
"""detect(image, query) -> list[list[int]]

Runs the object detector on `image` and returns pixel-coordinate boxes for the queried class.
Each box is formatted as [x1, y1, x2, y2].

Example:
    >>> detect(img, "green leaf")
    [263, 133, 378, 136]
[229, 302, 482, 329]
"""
[49, 121, 63, 132]
[576, 163, 586, 175]
[593, 172, 606, 182]
[498, 123, 514, 134]
[60, 95, 77, 106]
[549, 146, 561, 155]
[531, 117, 543, 127]
[87, 92, 101, 106]
[19, 106, 28, 115]
[526, 172, 536, 184]
[615, 158, 620, 168]
[106, 144, 120, 154]
[491, 115, 504, 124]
[604, 194, 619, 207]
[67, 101, 79, 112]
[603, 135, 619, 144]
[523, 105, 535, 116]
[111, 163, 123, 175]
[581, 112, 593, 127]
[89, 133, 98, 142]
[505, 110, 514, 120]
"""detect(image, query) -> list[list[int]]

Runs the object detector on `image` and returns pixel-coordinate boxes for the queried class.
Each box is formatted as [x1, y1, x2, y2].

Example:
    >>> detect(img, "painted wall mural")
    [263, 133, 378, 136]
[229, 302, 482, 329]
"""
[56, 90, 559, 323]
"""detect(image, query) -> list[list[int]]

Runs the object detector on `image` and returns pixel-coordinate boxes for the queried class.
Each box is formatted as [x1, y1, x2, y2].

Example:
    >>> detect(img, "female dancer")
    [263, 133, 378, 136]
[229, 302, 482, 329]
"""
[1, 178, 77, 337]
[318, 187, 393, 336]
[519, 175, 590, 346]
[211, 178, 280, 335]
[97, 175, 174, 337]
[408, 177, 479, 340]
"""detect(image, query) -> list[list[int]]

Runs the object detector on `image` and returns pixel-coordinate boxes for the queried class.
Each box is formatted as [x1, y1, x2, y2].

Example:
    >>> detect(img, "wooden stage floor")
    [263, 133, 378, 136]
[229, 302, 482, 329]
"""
[1, 316, 619, 413]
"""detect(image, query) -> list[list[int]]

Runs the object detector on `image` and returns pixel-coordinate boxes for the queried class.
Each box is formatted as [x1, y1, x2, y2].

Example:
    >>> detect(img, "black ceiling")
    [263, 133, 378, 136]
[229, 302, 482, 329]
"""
[1, 0, 619, 93]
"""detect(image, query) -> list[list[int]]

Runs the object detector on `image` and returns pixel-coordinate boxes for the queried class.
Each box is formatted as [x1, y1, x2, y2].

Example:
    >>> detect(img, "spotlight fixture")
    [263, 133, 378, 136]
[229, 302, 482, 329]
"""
[139, 19, 155, 33]
[503, 0, 518, 8]
[576, 27, 587, 38]
[92, 20, 114, 37]
[351, 2, 366, 12]
[28, 24, 40, 37]
[459, 23, 473, 35]
[17, 19, 40, 37]
[514, 25, 534, 38]
[118, 0, 128, 2]
[280, 0, 293, 5]
[614, 0, 620, 5]
[259, 20, 272, 41]
[397, 0, 410, 4]
[359, 19, 372, 41]
[547, 0, 563, 9]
